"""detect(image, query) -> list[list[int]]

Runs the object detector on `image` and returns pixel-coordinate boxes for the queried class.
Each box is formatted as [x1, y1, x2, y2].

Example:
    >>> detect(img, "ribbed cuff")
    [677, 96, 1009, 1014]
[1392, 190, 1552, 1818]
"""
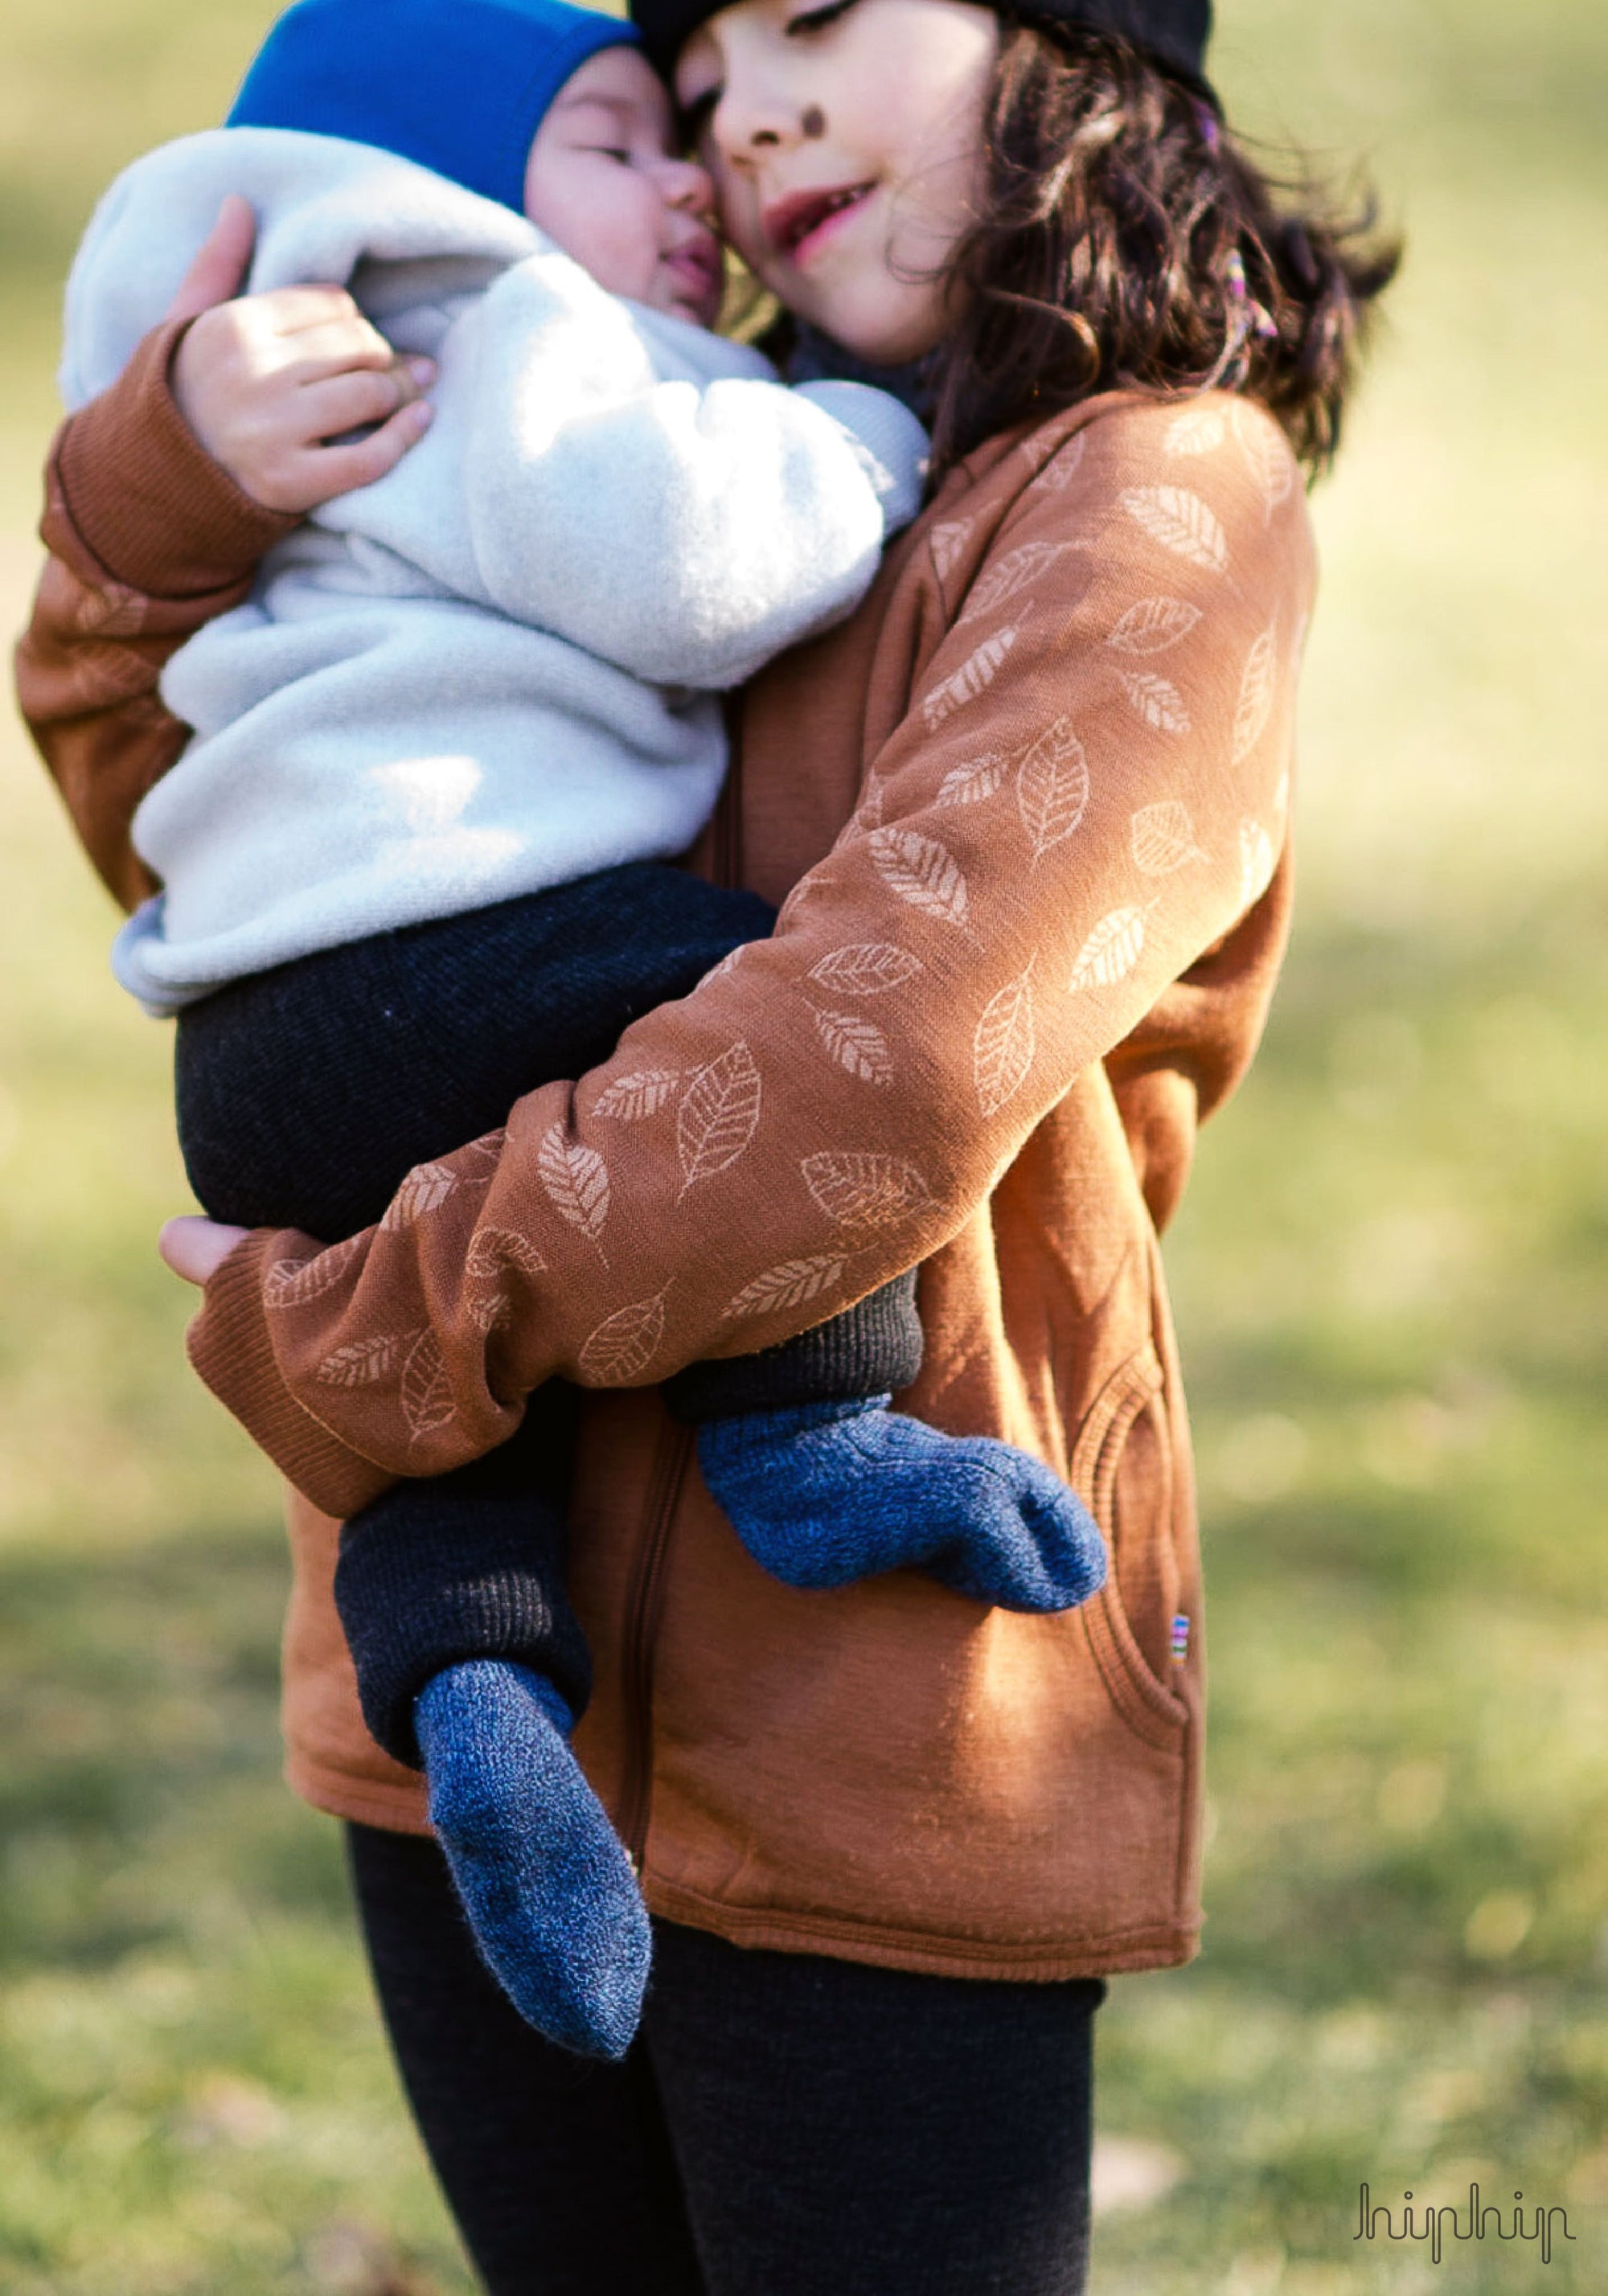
[662, 1269, 924, 1424]
[334, 1486, 592, 1769]
[55, 319, 299, 597]
[187, 1232, 393, 1521]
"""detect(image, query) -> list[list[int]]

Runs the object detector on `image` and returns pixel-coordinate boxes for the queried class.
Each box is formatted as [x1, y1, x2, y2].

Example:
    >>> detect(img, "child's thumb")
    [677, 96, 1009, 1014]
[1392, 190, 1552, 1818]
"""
[166, 194, 257, 324]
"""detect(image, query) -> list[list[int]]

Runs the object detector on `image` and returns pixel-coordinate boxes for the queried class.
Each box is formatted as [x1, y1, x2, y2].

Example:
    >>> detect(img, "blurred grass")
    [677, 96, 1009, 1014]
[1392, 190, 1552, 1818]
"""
[1, 0, 1605, 2289]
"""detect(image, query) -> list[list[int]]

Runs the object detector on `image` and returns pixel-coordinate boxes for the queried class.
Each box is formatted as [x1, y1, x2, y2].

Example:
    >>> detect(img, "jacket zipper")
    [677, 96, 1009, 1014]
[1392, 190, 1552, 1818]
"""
[616, 711, 747, 1869]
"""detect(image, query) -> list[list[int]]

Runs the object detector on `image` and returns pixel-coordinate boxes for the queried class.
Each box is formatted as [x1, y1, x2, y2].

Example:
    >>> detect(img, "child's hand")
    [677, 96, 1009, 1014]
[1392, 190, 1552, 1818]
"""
[159, 1215, 250, 1287]
[168, 195, 436, 514]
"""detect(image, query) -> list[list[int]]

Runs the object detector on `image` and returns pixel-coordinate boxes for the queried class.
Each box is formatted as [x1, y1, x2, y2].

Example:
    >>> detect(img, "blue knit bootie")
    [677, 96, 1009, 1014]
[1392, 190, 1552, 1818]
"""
[695, 1396, 1108, 1611]
[414, 1660, 650, 2061]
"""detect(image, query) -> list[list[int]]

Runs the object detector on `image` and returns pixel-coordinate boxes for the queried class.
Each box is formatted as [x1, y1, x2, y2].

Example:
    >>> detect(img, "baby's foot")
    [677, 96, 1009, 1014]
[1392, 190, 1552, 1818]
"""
[695, 1397, 1107, 1612]
[414, 1659, 650, 2060]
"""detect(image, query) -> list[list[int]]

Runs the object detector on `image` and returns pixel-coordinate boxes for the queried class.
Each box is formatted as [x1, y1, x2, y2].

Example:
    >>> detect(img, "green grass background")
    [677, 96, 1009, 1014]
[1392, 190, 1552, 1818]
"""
[1, 1, 1604, 2288]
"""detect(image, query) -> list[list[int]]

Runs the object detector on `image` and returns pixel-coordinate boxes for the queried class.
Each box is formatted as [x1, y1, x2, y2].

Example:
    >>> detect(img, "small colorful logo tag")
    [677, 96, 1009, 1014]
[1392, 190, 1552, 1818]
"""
[1170, 1614, 1191, 1666]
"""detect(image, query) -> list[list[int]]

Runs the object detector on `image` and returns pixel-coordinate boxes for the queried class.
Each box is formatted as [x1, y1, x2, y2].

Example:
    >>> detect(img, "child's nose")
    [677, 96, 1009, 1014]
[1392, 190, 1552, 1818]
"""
[662, 155, 716, 219]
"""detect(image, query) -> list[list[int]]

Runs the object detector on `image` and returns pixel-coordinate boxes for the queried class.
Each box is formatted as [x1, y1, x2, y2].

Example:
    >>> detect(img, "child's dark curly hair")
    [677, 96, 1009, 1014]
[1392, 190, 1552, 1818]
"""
[925, 24, 1401, 478]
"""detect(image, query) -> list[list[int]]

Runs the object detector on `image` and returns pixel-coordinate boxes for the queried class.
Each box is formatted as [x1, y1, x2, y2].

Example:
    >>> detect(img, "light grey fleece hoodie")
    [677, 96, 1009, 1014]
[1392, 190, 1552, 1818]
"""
[60, 127, 929, 1015]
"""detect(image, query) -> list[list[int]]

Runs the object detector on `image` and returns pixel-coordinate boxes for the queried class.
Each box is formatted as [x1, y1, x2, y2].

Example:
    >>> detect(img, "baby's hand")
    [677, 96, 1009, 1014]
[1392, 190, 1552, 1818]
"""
[168, 195, 435, 514]
[159, 1215, 249, 1287]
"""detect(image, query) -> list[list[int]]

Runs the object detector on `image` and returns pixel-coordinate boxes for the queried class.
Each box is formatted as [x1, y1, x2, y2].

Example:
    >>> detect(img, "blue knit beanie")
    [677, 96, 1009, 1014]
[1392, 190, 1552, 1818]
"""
[228, 0, 643, 215]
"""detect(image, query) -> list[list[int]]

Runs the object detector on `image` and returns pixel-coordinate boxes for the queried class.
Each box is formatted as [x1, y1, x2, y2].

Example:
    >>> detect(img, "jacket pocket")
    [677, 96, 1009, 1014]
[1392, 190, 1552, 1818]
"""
[1070, 1344, 1190, 1749]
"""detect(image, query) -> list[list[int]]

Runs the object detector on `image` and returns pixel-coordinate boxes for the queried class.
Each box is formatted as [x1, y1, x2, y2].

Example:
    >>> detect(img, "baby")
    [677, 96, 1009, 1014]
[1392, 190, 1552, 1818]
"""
[63, 0, 1105, 2058]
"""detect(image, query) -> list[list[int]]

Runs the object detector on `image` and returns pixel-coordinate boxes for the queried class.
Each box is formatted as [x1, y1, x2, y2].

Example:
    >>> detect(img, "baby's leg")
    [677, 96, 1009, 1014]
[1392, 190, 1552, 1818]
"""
[664, 1277, 1107, 1613]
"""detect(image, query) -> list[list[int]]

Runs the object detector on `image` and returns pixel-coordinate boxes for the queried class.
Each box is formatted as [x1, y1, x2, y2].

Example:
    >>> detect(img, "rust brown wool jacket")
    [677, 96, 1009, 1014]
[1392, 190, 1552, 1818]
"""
[17, 330, 1316, 1979]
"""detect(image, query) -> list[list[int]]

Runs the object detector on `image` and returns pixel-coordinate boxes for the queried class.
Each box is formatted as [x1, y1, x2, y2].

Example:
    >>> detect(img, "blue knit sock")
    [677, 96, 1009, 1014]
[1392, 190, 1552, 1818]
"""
[695, 1397, 1107, 1612]
[413, 1659, 650, 2061]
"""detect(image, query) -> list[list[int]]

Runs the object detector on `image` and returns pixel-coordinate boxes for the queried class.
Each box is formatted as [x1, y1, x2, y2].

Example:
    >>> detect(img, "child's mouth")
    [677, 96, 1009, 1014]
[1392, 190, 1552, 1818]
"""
[762, 182, 876, 264]
[665, 236, 724, 314]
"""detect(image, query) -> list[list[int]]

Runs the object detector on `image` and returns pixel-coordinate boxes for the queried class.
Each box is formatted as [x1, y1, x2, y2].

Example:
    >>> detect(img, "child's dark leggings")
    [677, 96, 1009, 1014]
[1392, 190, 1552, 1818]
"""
[174, 863, 925, 1765]
[348, 1822, 1102, 2296]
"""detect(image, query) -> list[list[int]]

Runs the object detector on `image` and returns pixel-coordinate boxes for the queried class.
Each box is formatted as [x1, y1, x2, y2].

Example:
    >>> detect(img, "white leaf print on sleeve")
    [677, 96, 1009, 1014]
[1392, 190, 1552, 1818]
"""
[317, 1333, 401, 1388]
[1120, 486, 1229, 574]
[921, 626, 1019, 729]
[1105, 597, 1204, 657]
[1164, 406, 1227, 457]
[265, 1232, 366, 1310]
[724, 1256, 850, 1320]
[1130, 802, 1207, 877]
[677, 1041, 762, 1194]
[1118, 671, 1192, 736]
[1015, 717, 1090, 861]
[807, 943, 925, 998]
[401, 1329, 454, 1441]
[465, 1228, 547, 1333]
[594, 1070, 683, 1121]
[1233, 401, 1296, 519]
[1239, 818, 1276, 908]
[802, 1152, 934, 1234]
[579, 1289, 668, 1382]
[1069, 906, 1149, 992]
[868, 827, 970, 926]
[936, 755, 1007, 810]
[380, 1162, 460, 1232]
[959, 541, 1070, 622]
[537, 1124, 611, 1255]
[1232, 621, 1279, 763]
[1030, 432, 1088, 491]
[973, 960, 1037, 1117]
[929, 518, 974, 584]
[813, 1009, 895, 1086]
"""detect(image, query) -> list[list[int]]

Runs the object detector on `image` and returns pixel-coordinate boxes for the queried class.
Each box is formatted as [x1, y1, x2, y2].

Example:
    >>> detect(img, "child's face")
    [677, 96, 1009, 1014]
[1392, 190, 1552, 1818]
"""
[523, 45, 725, 329]
[674, 0, 998, 367]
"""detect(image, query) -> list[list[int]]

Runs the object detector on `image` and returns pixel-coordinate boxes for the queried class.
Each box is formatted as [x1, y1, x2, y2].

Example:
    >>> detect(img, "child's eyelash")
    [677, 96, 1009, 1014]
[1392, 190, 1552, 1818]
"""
[787, 0, 856, 32]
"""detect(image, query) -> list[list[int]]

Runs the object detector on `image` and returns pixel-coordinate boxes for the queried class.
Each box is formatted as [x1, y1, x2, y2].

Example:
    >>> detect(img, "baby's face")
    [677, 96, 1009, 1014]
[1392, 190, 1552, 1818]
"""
[523, 46, 724, 330]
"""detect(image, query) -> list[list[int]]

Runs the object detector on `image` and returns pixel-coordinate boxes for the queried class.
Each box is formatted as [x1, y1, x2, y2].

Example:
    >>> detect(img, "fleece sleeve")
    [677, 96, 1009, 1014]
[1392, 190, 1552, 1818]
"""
[453, 256, 929, 690]
[187, 397, 1312, 1519]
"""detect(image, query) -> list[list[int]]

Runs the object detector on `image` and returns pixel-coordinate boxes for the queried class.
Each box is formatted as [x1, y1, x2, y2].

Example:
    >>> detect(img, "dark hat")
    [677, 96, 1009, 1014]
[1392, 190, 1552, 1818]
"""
[634, 0, 1211, 89]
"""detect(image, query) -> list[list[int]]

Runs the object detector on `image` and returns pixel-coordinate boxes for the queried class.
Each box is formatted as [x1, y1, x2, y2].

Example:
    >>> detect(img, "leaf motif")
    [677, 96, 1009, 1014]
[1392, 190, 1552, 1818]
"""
[466, 1289, 511, 1335]
[677, 1040, 762, 1193]
[401, 1330, 454, 1441]
[537, 1124, 610, 1245]
[935, 754, 1007, 810]
[929, 517, 974, 584]
[807, 942, 925, 998]
[1032, 432, 1088, 491]
[802, 1151, 935, 1235]
[1106, 596, 1203, 658]
[1165, 405, 1227, 457]
[1130, 801, 1206, 877]
[855, 766, 889, 830]
[1120, 486, 1229, 574]
[461, 1128, 507, 1168]
[960, 542, 1069, 622]
[724, 1256, 849, 1320]
[1232, 620, 1279, 763]
[265, 1232, 365, 1310]
[1119, 670, 1192, 736]
[316, 1333, 400, 1388]
[466, 1228, 547, 1281]
[699, 945, 745, 986]
[921, 625, 1019, 729]
[579, 1289, 667, 1383]
[1069, 905, 1147, 992]
[974, 962, 1037, 1117]
[380, 1160, 459, 1232]
[1239, 817, 1276, 908]
[813, 1009, 895, 1086]
[868, 827, 970, 925]
[594, 1069, 682, 1121]
[1234, 401, 1295, 518]
[1015, 716, 1090, 860]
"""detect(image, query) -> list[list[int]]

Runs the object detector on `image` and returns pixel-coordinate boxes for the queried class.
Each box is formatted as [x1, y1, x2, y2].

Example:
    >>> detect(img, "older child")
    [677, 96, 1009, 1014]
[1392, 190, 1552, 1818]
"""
[62, 0, 1106, 2062]
[21, 0, 1397, 2283]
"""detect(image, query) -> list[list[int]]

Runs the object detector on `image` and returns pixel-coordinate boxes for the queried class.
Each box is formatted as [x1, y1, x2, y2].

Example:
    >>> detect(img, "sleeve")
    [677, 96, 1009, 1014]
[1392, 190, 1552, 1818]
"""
[12, 319, 299, 910]
[457, 257, 929, 691]
[187, 399, 1312, 1519]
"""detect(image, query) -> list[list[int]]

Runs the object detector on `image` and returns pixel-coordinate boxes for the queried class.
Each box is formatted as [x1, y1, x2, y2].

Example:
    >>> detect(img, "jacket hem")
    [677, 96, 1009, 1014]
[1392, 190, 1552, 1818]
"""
[284, 1751, 433, 1837]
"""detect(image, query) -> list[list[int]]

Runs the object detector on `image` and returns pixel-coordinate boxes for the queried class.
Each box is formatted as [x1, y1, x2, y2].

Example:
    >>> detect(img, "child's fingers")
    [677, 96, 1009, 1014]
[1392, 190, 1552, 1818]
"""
[244, 282, 377, 338]
[273, 316, 403, 383]
[166, 194, 257, 324]
[297, 397, 435, 499]
[297, 360, 433, 441]
[158, 1215, 250, 1286]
